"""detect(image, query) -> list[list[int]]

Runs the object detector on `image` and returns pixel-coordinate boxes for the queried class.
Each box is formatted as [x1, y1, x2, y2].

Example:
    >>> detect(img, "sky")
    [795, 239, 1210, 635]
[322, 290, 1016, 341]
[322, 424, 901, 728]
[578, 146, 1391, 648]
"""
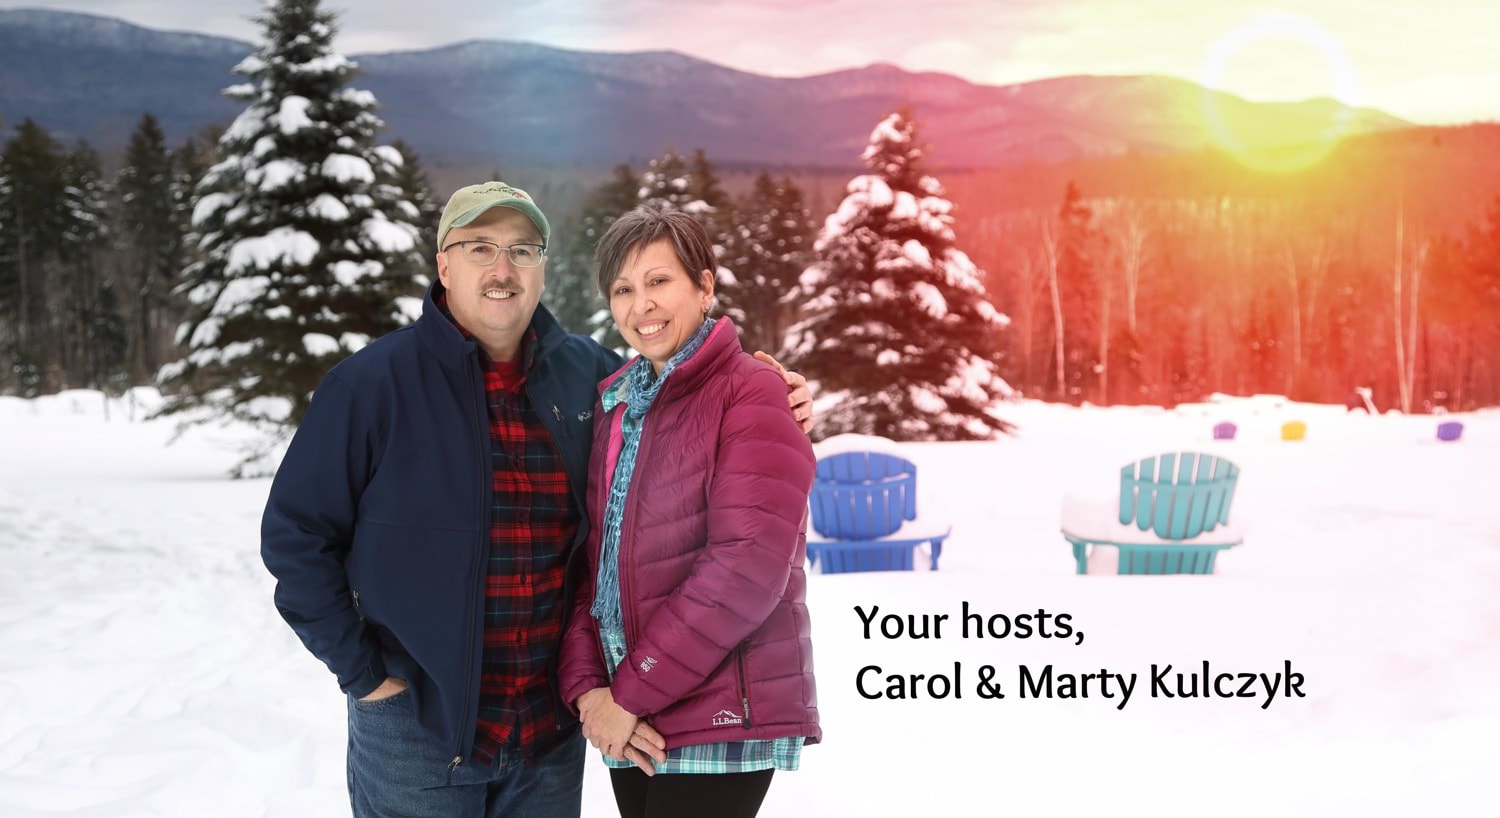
[8, 0, 1499, 124]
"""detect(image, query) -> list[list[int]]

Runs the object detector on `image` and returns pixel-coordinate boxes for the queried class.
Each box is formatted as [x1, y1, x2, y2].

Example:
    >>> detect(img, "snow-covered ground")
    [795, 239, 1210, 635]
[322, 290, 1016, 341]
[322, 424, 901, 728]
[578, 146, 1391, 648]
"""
[1, 389, 1495, 817]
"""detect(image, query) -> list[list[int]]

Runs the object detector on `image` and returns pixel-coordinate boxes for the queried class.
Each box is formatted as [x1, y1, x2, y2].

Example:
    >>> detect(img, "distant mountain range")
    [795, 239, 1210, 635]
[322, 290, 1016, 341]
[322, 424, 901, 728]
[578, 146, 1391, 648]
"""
[0, 8, 1412, 169]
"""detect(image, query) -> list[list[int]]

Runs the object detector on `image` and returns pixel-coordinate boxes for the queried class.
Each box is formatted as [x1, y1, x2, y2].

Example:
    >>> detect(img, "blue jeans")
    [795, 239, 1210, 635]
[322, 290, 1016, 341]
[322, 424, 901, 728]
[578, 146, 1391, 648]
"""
[346, 689, 585, 818]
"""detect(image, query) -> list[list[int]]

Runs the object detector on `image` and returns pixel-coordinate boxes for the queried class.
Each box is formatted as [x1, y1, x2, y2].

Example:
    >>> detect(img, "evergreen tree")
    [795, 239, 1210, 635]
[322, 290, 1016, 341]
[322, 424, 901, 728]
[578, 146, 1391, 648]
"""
[724, 171, 815, 354]
[631, 148, 745, 331]
[117, 113, 184, 383]
[0, 137, 13, 390]
[547, 163, 638, 349]
[156, 0, 425, 472]
[390, 139, 441, 269]
[1054, 181, 1101, 402]
[84, 279, 130, 396]
[0, 119, 69, 395]
[786, 110, 1013, 440]
[637, 150, 696, 210]
[686, 148, 732, 235]
[60, 140, 116, 389]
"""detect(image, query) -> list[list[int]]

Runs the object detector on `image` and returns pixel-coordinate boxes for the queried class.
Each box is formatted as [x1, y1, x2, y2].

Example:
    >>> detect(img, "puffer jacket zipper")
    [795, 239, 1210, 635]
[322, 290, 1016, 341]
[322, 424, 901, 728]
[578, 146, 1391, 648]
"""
[619, 415, 648, 648]
[736, 644, 753, 728]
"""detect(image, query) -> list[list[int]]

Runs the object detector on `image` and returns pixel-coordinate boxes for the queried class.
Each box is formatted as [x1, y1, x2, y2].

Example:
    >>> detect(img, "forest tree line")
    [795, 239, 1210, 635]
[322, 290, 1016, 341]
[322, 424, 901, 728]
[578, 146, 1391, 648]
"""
[3, 110, 1498, 414]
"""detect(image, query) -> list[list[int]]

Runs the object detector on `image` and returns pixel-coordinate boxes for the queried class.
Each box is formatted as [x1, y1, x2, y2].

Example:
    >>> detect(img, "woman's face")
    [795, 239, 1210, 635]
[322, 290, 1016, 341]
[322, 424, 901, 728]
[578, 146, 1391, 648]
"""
[608, 238, 714, 374]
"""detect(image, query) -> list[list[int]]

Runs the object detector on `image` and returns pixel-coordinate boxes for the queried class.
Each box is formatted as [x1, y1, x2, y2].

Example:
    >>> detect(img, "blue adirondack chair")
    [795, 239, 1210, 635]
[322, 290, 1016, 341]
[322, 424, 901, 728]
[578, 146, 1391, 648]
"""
[806, 450, 951, 574]
[1060, 452, 1244, 575]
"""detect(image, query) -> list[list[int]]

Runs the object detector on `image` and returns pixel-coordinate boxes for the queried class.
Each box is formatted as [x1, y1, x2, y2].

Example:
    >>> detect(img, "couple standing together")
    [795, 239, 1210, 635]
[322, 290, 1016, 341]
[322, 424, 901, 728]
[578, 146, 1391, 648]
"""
[261, 181, 820, 817]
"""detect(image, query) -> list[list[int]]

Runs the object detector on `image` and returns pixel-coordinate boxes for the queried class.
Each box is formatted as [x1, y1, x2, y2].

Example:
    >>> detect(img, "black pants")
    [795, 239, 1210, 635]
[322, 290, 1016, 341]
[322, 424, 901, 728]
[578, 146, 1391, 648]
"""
[608, 767, 774, 818]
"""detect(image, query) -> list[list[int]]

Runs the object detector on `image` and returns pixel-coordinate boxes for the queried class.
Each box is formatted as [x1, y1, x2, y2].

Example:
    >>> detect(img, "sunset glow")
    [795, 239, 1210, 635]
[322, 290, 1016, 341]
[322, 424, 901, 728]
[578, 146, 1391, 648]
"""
[1199, 12, 1360, 173]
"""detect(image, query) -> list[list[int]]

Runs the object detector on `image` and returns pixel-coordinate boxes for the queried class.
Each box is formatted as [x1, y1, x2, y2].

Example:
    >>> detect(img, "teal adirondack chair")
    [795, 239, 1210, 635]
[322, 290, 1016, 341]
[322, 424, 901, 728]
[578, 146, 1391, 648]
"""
[1060, 452, 1244, 575]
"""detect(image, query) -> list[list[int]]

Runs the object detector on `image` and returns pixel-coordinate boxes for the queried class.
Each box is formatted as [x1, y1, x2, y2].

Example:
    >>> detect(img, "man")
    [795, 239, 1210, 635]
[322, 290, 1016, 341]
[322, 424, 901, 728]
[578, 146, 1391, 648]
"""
[261, 182, 812, 817]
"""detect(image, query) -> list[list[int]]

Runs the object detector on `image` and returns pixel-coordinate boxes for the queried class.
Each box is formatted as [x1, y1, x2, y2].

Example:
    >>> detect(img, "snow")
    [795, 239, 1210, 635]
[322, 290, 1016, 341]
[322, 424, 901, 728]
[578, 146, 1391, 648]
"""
[361, 218, 417, 253]
[889, 191, 919, 221]
[866, 112, 909, 149]
[911, 281, 949, 319]
[211, 276, 271, 318]
[322, 154, 375, 184]
[301, 333, 339, 357]
[308, 194, 350, 222]
[225, 227, 319, 275]
[188, 316, 221, 347]
[339, 333, 371, 353]
[394, 296, 424, 323]
[231, 55, 265, 75]
[331, 260, 382, 286]
[190, 192, 234, 228]
[1, 392, 1495, 816]
[337, 88, 377, 108]
[276, 96, 313, 135]
[220, 106, 265, 144]
[250, 158, 306, 191]
[371, 145, 404, 169]
[900, 239, 931, 268]
[909, 384, 949, 413]
[290, 54, 355, 75]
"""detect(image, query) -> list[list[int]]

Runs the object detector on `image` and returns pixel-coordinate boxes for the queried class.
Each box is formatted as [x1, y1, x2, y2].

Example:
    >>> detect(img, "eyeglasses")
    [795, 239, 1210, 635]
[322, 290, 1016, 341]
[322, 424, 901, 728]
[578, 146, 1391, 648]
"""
[442, 240, 547, 268]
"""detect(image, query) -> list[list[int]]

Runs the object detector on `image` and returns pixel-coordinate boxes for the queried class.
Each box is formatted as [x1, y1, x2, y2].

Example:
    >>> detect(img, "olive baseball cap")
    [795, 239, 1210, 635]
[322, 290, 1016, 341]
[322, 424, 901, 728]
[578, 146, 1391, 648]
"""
[437, 181, 550, 249]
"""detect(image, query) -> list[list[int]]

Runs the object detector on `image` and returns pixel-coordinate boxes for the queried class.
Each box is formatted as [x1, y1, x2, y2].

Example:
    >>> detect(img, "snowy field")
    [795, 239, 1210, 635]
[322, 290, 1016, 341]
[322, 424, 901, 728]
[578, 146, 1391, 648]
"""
[1, 389, 1496, 817]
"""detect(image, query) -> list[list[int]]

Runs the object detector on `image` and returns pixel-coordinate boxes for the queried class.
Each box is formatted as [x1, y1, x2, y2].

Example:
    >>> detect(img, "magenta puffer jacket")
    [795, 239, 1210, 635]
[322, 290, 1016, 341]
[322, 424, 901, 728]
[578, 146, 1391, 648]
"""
[557, 318, 820, 749]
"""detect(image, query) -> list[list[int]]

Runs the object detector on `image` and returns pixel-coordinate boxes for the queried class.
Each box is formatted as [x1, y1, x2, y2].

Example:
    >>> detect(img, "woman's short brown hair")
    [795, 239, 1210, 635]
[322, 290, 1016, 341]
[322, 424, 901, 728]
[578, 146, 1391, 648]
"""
[594, 203, 716, 298]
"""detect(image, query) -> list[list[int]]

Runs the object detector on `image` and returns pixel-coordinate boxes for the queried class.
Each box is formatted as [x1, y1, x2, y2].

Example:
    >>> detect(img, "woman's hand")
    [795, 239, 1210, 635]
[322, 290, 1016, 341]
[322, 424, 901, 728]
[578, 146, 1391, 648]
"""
[576, 686, 667, 775]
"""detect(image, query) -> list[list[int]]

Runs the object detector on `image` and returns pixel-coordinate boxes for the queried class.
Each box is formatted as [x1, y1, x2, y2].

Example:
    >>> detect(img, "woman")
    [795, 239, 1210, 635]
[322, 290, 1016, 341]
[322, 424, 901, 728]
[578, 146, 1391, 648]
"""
[557, 204, 819, 818]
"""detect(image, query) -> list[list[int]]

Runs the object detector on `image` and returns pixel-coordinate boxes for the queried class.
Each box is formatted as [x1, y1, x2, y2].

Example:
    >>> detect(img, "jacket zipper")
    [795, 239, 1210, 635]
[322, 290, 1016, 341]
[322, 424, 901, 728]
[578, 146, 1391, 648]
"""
[619, 416, 645, 647]
[736, 644, 753, 728]
[618, 369, 674, 651]
[452, 353, 489, 770]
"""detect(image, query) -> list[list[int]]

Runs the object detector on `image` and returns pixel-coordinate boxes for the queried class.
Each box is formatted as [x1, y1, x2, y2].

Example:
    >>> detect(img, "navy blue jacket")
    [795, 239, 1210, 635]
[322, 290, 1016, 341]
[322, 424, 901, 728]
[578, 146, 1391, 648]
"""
[261, 281, 621, 762]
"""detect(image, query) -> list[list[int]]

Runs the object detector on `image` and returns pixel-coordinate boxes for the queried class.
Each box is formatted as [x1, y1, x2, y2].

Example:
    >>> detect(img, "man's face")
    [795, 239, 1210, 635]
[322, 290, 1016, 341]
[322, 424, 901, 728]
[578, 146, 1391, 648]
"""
[435, 207, 545, 359]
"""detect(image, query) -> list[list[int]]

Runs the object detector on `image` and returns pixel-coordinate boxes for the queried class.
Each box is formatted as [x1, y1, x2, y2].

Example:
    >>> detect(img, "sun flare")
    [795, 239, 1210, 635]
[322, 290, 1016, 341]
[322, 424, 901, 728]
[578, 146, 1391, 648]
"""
[1199, 12, 1361, 173]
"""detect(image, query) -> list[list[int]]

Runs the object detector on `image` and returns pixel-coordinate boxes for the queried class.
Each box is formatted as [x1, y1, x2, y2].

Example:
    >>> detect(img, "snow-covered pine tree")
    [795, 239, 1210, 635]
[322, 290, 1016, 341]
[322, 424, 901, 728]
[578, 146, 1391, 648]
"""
[786, 110, 1014, 440]
[637, 150, 695, 211]
[389, 139, 440, 267]
[156, 0, 425, 472]
[725, 171, 815, 355]
[628, 149, 745, 328]
[547, 163, 639, 350]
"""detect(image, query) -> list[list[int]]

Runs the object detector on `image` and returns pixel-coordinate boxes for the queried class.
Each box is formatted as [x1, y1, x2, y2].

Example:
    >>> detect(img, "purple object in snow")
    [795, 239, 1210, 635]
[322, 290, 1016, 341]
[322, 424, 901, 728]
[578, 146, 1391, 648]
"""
[1213, 422, 1237, 440]
[1437, 421, 1463, 442]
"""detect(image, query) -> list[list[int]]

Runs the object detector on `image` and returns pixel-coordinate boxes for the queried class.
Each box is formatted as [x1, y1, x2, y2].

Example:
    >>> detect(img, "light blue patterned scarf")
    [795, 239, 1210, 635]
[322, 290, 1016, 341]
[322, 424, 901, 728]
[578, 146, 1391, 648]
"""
[590, 317, 718, 635]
